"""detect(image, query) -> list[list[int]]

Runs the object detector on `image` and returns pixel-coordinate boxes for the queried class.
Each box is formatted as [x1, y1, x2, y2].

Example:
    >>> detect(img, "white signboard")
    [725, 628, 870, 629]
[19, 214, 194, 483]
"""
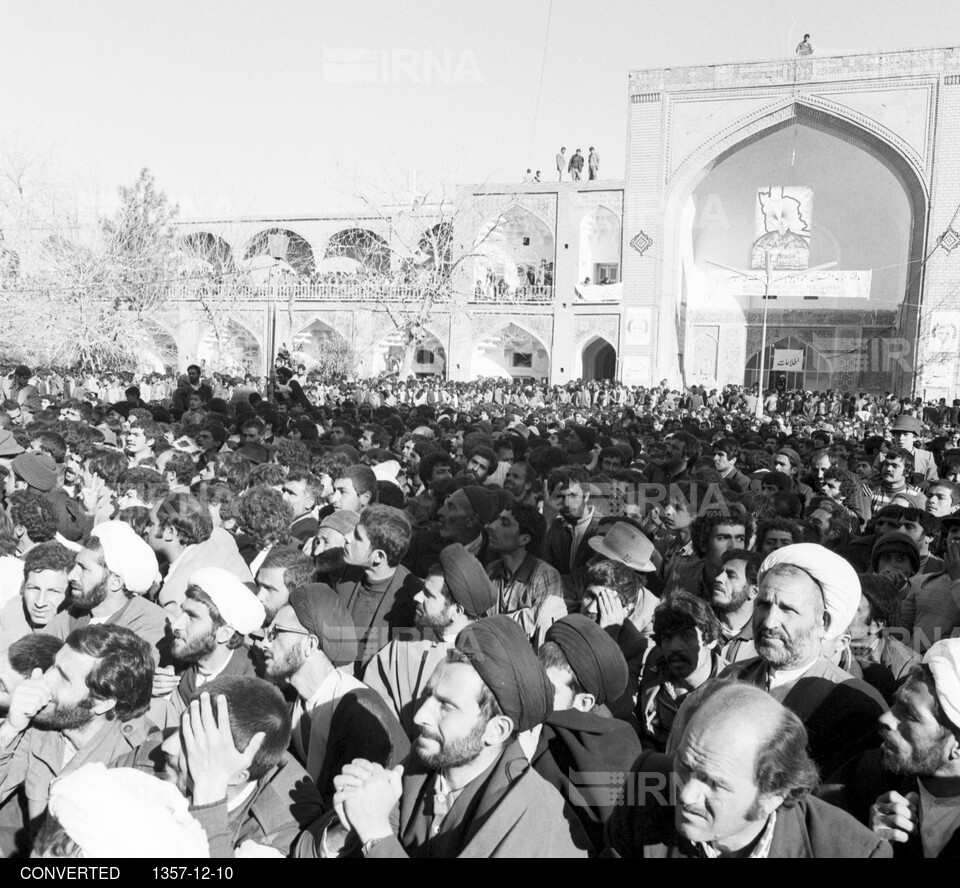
[709, 268, 872, 300]
[772, 349, 805, 371]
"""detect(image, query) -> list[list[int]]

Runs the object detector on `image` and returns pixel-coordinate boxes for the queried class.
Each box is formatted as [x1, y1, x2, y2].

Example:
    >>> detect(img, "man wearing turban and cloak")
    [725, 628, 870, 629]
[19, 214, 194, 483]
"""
[308, 616, 592, 857]
[721, 544, 888, 776]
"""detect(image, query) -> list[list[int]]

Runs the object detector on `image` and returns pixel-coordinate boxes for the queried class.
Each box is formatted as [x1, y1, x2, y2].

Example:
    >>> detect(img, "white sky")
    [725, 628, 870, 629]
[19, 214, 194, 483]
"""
[3, 0, 960, 219]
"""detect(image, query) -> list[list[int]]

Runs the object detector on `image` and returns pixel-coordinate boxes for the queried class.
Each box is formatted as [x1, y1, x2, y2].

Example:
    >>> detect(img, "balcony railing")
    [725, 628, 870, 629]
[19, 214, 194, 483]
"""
[168, 281, 554, 305]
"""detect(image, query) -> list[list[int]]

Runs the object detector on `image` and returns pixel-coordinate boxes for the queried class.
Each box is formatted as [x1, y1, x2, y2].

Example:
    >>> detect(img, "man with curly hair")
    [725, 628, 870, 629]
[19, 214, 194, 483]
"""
[236, 485, 294, 574]
[8, 490, 58, 556]
[0, 624, 157, 833]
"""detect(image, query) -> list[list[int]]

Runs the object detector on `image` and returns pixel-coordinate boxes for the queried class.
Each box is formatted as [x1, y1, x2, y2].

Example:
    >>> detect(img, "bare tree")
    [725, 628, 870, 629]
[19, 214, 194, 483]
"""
[326, 173, 517, 377]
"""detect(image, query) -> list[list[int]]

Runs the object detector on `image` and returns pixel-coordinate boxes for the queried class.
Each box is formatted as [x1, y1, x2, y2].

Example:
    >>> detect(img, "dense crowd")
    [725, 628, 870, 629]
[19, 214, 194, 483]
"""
[0, 359, 958, 858]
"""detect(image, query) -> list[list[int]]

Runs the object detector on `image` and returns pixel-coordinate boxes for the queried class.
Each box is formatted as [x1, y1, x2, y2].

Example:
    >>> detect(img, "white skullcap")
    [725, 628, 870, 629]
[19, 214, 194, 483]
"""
[189, 567, 265, 635]
[91, 521, 161, 595]
[758, 543, 861, 640]
[48, 763, 209, 858]
[923, 639, 960, 730]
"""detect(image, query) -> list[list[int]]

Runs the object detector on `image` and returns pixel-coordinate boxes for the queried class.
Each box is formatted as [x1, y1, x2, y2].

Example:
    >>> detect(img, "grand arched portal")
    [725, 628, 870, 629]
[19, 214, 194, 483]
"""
[622, 50, 942, 394]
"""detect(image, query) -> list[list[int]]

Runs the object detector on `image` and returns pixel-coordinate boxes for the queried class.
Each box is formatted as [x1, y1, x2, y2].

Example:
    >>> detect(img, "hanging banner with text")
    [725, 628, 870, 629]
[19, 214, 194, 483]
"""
[708, 268, 872, 300]
[772, 349, 805, 371]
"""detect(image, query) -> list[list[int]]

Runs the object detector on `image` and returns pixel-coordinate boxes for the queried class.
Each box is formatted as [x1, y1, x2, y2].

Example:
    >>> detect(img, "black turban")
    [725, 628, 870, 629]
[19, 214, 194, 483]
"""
[455, 616, 553, 732]
[439, 543, 497, 618]
[545, 614, 629, 705]
[289, 583, 358, 668]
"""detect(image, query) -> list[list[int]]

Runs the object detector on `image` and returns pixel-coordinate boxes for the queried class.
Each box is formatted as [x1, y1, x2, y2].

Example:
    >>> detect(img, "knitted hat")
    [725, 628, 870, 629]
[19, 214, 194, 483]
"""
[870, 531, 921, 574]
[11, 452, 57, 492]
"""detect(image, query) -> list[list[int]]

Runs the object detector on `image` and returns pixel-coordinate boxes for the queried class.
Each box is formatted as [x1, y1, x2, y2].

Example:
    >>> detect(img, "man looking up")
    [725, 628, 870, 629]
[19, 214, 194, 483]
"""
[338, 505, 419, 675]
[364, 543, 496, 739]
[261, 584, 408, 802]
[45, 522, 166, 662]
[323, 616, 591, 858]
[534, 614, 640, 847]
[151, 568, 264, 729]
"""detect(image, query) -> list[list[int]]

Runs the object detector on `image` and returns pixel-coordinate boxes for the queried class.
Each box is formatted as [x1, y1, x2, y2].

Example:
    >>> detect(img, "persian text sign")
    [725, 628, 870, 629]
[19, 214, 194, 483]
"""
[772, 349, 804, 371]
[709, 269, 871, 300]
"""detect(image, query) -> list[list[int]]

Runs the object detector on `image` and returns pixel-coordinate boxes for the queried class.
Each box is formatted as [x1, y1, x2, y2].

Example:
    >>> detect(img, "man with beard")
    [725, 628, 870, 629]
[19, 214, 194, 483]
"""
[404, 451, 453, 529]
[827, 639, 960, 856]
[867, 641, 960, 856]
[254, 546, 317, 624]
[711, 549, 761, 663]
[45, 521, 166, 663]
[486, 503, 565, 645]
[337, 505, 419, 675]
[319, 616, 591, 857]
[542, 467, 602, 581]
[533, 615, 641, 847]
[0, 624, 155, 833]
[364, 543, 497, 739]
[149, 568, 264, 730]
[607, 682, 891, 858]
[502, 460, 538, 508]
[667, 508, 751, 599]
[261, 584, 407, 803]
[721, 544, 888, 776]
[639, 591, 725, 751]
[286, 504, 347, 575]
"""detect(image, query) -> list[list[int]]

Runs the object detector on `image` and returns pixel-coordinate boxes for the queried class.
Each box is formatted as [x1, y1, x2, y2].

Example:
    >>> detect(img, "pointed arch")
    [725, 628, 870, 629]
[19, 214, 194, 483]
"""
[472, 321, 550, 381]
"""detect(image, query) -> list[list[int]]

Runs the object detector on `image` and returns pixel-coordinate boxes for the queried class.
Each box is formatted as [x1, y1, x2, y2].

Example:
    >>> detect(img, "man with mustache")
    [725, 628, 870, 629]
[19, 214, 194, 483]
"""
[721, 544, 887, 776]
[364, 543, 496, 740]
[305, 509, 359, 584]
[317, 617, 591, 857]
[260, 583, 407, 803]
[711, 549, 761, 663]
[148, 568, 263, 730]
[639, 591, 726, 751]
[44, 521, 166, 664]
[0, 624, 155, 834]
[607, 682, 891, 857]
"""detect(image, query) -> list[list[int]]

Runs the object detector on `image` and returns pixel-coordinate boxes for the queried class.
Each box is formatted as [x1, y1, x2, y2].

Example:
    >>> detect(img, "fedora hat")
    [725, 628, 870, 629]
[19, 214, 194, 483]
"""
[587, 522, 656, 572]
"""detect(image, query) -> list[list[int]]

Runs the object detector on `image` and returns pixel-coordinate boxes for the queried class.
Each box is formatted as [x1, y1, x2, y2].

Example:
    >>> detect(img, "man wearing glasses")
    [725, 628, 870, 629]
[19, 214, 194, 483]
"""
[260, 583, 407, 805]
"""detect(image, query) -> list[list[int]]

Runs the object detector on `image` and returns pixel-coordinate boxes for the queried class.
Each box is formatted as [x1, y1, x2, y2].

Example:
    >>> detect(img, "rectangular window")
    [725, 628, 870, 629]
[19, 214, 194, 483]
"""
[512, 352, 533, 368]
[594, 263, 619, 283]
[415, 349, 434, 364]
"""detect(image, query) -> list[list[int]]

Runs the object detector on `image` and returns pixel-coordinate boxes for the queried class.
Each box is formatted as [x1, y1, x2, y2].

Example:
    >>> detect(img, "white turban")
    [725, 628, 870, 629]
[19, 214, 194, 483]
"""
[923, 639, 960, 730]
[91, 521, 161, 595]
[189, 567, 265, 635]
[758, 543, 861, 640]
[48, 763, 209, 858]
[371, 459, 402, 488]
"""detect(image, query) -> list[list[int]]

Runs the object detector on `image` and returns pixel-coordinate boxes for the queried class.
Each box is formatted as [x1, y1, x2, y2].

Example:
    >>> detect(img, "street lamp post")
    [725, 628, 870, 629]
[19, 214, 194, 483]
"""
[706, 255, 836, 419]
[266, 233, 289, 404]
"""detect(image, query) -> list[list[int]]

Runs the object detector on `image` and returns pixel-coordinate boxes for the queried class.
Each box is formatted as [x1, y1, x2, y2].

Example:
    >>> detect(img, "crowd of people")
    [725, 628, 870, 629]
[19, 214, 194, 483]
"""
[0, 358, 958, 858]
